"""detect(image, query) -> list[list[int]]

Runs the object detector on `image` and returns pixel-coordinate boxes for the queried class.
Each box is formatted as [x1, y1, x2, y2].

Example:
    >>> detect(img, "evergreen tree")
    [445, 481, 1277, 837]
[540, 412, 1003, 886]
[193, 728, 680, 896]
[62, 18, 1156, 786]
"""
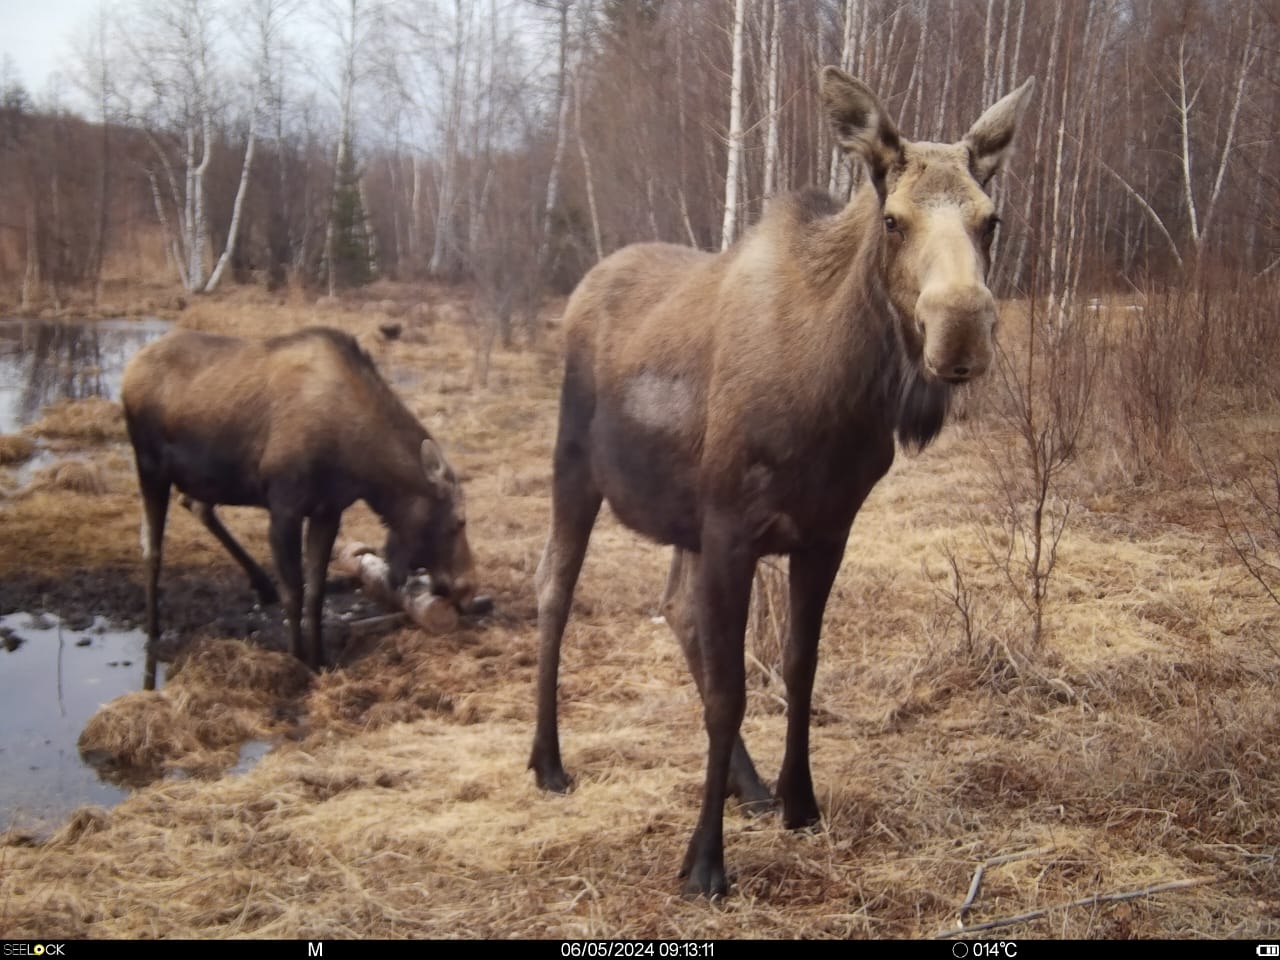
[327, 133, 376, 289]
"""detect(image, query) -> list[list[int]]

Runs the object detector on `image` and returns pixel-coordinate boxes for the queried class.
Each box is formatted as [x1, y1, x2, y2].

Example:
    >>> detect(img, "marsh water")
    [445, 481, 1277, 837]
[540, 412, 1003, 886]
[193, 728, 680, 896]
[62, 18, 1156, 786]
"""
[1, 317, 175, 833]
[0, 613, 141, 832]
[0, 316, 173, 433]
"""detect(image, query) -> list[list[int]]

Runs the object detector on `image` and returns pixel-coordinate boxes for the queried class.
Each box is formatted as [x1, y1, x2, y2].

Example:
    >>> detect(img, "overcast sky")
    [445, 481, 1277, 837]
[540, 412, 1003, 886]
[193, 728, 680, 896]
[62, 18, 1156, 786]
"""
[0, 0, 94, 99]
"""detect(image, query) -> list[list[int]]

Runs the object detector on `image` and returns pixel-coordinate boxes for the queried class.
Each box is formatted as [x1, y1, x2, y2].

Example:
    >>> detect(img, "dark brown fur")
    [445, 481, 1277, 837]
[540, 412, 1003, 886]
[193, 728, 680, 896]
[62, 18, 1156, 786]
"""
[121, 326, 477, 688]
[529, 69, 1034, 897]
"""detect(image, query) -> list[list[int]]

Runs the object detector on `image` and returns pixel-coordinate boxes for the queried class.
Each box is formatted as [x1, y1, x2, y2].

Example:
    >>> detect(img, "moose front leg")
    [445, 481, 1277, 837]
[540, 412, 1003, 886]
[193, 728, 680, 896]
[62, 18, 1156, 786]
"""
[777, 537, 848, 829]
[679, 520, 755, 898]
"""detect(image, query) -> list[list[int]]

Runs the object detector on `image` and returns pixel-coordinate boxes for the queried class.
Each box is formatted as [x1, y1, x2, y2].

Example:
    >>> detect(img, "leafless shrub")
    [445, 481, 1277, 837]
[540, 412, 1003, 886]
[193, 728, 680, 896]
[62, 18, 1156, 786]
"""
[975, 294, 1100, 653]
[1105, 272, 1280, 480]
[1201, 443, 1280, 630]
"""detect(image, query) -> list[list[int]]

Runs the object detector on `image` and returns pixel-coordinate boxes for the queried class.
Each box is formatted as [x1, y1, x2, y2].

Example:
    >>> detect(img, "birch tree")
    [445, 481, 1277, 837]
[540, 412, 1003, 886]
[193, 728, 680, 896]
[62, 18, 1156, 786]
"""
[720, 0, 747, 250]
[533, 0, 575, 272]
[761, 0, 781, 199]
[1170, 0, 1257, 257]
[120, 0, 221, 292]
[206, 0, 296, 292]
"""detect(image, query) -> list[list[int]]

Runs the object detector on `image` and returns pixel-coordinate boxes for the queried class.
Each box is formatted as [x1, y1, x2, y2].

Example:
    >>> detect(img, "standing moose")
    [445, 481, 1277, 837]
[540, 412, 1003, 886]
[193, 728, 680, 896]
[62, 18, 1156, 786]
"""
[529, 68, 1035, 897]
[122, 326, 479, 689]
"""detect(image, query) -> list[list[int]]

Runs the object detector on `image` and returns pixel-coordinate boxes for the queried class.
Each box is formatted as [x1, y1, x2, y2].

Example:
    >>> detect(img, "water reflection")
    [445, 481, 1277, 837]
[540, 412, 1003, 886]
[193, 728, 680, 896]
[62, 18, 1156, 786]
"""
[0, 612, 139, 834]
[0, 318, 172, 435]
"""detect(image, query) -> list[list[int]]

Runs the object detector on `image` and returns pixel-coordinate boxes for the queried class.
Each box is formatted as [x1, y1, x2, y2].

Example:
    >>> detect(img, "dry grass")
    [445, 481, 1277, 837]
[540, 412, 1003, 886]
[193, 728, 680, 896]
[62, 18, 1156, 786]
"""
[27, 396, 127, 444]
[26, 458, 109, 495]
[79, 640, 314, 784]
[1, 282, 1277, 939]
[0, 434, 35, 466]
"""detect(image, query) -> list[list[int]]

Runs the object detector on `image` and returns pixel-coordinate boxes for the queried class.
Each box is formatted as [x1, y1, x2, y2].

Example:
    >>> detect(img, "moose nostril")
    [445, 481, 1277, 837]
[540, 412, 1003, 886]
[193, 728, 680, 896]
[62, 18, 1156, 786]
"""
[952, 365, 971, 380]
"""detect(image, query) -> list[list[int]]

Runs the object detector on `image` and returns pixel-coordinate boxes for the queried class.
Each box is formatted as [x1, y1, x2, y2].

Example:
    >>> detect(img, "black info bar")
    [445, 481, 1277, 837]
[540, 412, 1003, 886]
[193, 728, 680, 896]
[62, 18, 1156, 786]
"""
[5, 941, 1269, 959]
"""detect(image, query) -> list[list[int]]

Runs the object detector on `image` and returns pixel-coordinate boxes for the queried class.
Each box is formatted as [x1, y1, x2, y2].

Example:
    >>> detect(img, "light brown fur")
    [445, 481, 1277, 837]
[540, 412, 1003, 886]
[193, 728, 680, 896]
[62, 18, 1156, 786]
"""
[530, 69, 1035, 898]
[122, 326, 477, 688]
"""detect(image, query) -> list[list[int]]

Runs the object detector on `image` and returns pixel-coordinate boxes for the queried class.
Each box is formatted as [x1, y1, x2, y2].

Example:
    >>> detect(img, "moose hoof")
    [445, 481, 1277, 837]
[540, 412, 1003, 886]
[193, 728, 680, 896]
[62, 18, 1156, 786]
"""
[464, 595, 495, 616]
[782, 805, 822, 831]
[679, 860, 730, 900]
[530, 755, 573, 794]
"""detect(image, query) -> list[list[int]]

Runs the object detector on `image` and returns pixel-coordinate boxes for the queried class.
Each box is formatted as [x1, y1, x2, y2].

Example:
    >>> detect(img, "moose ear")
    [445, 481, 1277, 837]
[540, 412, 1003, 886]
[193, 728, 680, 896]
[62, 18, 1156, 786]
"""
[420, 438, 452, 492]
[964, 77, 1035, 185]
[820, 66, 902, 186]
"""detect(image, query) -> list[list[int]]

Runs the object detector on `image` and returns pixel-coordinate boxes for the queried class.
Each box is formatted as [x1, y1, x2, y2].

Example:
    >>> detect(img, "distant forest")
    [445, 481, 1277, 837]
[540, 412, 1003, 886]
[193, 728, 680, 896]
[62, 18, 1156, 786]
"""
[1, 0, 1276, 325]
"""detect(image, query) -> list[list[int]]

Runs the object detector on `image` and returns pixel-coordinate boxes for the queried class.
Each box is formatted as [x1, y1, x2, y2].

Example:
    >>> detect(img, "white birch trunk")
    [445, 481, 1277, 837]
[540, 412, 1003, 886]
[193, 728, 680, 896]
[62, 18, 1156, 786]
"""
[208, 0, 285, 296]
[981, 0, 997, 105]
[147, 167, 190, 290]
[1198, 3, 1256, 253]
[762, 0, 781, 199]
[829, 0, 856, 196]
[934, 0, 956, 140]
[410, 152, 423, 266]
[721, 0, 748, 251]
[538, 0, 572, 267]
[573, 65, 604, 261]
[430, 0, 470, 277]
[204, 119, 256, 292]
[1176, 32, 1202, 247]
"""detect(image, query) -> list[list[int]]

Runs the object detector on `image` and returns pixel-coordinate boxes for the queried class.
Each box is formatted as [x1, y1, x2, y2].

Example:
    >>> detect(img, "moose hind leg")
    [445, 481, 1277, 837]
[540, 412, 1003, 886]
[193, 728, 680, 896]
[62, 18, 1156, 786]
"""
[185, 497, 279, 604]
[529, 371, 602, 793]
[662, 549, 772, 813]
[139, 476, 170, 692]
[303, 511, 341, 671]
[529, 486, 601, 791]
[268, 509, 306, 665]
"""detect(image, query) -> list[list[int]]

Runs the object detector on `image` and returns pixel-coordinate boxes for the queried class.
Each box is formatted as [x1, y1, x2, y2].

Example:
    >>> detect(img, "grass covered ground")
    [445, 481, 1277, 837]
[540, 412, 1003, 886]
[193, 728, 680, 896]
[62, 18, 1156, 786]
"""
[0, 282, 1276, 939]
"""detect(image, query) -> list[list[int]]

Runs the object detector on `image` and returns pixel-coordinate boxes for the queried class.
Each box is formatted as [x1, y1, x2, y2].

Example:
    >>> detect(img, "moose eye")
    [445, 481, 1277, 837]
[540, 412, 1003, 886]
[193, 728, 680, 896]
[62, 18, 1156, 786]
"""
[883, 215, 902, 236]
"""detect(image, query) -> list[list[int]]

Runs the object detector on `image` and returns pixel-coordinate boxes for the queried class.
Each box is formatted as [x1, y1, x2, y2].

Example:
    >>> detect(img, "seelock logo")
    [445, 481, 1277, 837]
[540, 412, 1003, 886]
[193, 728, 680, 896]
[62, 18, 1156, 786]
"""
[4, 946, 67, 956]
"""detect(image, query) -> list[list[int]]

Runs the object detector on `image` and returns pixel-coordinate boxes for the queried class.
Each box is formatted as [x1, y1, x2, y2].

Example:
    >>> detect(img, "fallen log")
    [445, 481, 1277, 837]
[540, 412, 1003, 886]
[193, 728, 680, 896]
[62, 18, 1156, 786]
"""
[333, 541, 460, 633]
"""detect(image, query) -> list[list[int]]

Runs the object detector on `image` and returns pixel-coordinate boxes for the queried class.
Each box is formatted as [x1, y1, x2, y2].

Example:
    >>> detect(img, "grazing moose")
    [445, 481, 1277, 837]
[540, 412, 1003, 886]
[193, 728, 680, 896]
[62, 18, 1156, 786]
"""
[122, 326, 479, 690]
[529, 68, 1035, 897]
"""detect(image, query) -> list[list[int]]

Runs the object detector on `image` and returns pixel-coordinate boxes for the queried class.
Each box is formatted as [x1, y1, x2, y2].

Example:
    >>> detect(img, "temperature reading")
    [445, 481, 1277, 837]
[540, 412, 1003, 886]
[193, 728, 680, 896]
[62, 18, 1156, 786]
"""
[971, 943, 1018, 958]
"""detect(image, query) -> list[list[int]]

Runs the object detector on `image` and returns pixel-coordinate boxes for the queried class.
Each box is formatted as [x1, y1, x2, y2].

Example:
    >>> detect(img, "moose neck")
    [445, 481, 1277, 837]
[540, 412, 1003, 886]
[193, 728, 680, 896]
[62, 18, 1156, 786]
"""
[360, 432, 433, 527]
[794, 182, 951, 451]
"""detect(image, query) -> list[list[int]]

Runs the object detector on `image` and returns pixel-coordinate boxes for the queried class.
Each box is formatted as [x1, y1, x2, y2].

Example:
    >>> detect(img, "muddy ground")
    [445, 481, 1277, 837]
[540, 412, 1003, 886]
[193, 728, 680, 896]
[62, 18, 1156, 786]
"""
[0, 283, 1277, 939]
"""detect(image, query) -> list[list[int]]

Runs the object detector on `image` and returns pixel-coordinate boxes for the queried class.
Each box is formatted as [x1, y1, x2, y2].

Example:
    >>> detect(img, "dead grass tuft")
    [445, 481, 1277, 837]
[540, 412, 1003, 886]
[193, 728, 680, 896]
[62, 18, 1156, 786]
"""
[78, 639, 313, 783]
[27, 458, 108, 495]
[26, 397, 126, 443]
[0, 433, 35, 465]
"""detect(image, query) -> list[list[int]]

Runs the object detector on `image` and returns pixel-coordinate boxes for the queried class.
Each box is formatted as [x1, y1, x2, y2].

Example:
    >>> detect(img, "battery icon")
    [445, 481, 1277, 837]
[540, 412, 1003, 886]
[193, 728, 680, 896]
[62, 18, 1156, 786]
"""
[1257, 946, 1279, 956]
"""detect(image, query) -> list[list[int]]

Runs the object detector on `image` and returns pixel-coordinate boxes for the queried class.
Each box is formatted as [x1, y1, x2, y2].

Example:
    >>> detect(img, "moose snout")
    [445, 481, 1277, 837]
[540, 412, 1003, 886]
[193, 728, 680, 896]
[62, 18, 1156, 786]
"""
[431, 571, 478, 613]
[916, 284, 997, 384]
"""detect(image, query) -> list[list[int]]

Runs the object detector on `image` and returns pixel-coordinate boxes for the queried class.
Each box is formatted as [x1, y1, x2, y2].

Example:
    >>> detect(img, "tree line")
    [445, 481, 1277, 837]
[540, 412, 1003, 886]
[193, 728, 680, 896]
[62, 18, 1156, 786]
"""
[0, 0, 1276, 326]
